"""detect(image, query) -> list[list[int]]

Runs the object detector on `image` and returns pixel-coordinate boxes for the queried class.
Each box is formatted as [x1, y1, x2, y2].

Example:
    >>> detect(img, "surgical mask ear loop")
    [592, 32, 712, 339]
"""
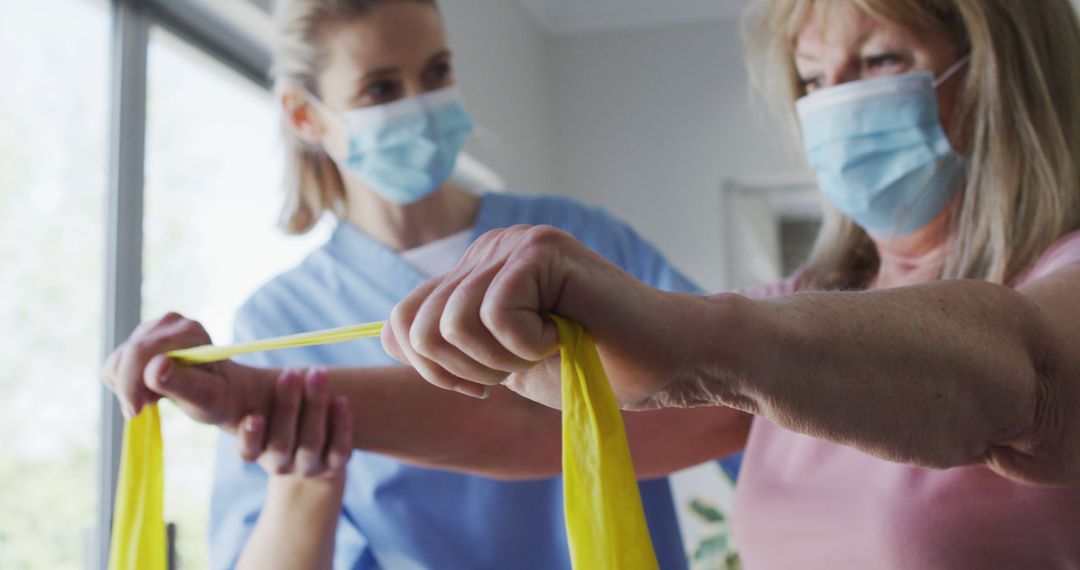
[291, 86, 349, 164]
[933, 55, 971, 88]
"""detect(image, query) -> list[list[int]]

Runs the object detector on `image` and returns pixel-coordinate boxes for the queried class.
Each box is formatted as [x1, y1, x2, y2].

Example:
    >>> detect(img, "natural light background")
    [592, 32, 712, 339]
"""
[143, 28, 329, 568]
[0, 0, 108, 567]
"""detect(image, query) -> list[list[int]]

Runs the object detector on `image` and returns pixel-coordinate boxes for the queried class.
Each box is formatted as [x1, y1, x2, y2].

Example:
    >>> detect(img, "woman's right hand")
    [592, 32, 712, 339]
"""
[235, 368, 351, 570]
[101, 312, 272, 432]
[381, 225, 730, 410]
[237, 367, 352, 481]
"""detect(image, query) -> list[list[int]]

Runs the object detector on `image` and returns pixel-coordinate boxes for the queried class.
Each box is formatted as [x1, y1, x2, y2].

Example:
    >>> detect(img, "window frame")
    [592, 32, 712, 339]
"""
[96, 1, 271, 569]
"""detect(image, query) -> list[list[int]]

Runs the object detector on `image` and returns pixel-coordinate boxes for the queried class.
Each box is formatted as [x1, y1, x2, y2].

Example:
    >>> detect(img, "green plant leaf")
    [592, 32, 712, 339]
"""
[692, 534, 730, 562]
[689, 498, 727, 523]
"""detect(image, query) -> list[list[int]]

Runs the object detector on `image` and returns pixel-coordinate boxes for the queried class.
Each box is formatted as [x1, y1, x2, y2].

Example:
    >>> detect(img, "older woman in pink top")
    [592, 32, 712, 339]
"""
[380, 0, 1080, 567]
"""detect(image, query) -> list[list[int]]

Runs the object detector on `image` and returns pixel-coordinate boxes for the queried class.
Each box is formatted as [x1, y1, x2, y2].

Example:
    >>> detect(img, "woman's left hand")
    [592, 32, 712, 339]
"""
[381, 225, 731, 410]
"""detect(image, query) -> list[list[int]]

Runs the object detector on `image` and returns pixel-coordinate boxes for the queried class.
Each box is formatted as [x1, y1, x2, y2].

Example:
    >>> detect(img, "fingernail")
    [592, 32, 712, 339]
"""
[305, 368, 326, 393]
[158, 360, 172, 385]
[244, 417, 257, 432]
[455, 384, 488, 400]
[481, 386, 490, 400]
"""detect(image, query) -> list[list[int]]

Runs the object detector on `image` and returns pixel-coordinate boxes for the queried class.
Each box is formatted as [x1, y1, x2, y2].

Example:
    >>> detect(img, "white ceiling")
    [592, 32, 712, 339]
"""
[513, 0, 749, 36]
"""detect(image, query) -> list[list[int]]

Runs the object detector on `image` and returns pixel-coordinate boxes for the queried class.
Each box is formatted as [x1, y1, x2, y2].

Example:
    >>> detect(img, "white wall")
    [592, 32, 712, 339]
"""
[439, 0, 558, 193]
[551, 19, 804, 291]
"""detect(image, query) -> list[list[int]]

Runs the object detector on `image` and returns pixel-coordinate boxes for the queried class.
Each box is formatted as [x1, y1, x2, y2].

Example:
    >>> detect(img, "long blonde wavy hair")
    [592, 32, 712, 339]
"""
[744, 0, 1080, 289]
[271, 0, 438, 234]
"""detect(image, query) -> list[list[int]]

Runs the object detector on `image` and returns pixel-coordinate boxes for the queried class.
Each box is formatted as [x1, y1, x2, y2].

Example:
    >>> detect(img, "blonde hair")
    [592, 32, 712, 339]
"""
[271, 0, 438, 234]
[743, 0, 1080, 289]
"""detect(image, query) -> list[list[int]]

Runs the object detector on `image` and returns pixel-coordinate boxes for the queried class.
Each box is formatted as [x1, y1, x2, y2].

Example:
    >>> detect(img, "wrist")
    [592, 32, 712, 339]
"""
[220, 362, 279, 433]
[646, 291, 760, 411]
[695, 292, 764, 412]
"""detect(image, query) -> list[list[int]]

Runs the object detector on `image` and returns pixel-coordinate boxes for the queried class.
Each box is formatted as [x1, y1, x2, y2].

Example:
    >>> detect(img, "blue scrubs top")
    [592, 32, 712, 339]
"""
[210, 192, 720, 569]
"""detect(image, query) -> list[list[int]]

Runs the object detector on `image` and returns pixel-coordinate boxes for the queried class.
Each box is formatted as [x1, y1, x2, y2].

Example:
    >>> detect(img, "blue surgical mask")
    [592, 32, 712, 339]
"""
[312, 87, 474, 204]
[795, 58, 968, 236]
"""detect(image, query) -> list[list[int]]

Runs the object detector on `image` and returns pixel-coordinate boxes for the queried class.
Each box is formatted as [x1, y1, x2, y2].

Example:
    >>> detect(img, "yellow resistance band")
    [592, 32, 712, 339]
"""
[552, 315, 659, 570]
[111, 318, 657, 569]
[108, 403, 165, 570]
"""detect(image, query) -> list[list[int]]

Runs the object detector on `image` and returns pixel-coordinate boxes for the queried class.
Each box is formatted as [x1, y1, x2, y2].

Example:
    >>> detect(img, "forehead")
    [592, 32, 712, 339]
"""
[794, 4, 912, 54]
[319, 3, 447, 70]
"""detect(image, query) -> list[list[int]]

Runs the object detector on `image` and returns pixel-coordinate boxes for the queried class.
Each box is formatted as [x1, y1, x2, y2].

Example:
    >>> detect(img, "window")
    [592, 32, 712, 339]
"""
[142, 27, 328, 567]
[0, 0, 109, 567]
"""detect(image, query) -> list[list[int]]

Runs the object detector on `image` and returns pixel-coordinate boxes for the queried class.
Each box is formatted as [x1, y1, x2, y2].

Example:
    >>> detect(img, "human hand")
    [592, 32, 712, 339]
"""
[101, 312, 272, 431]
[381, 225, 721, 410]
[236, 368, 352, 484]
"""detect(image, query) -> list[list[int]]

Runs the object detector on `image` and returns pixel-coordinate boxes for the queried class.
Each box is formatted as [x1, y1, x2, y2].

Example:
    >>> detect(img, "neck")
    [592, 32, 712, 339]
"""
[342, 180, 481, 252]
[869, 205, 954, 288]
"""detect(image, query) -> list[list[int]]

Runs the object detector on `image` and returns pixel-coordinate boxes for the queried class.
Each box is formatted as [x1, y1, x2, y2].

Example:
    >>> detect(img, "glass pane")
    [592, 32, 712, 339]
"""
[143, 28, 329, 568]
[0, 0, 109, 567]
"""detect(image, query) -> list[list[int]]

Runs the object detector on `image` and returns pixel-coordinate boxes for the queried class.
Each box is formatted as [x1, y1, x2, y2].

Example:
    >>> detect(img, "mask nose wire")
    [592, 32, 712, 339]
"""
[933, 54, 971, 88]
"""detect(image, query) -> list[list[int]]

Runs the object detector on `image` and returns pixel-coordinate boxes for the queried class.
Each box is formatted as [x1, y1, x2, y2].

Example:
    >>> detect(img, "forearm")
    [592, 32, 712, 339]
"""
[325, 367, 562, 479]
[702, 280, 1057, 481]
[237, 478, 343, 570]
[325, 366, 750, 480]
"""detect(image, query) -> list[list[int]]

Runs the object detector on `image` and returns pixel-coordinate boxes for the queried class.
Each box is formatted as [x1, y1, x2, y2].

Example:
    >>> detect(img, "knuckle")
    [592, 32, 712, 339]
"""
[159, 312, 184, 326]
[520, 225, 566, 251]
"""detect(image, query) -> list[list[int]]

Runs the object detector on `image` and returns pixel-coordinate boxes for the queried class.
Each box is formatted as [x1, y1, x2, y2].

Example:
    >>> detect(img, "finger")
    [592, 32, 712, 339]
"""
[236, 414, 265, 463]
[389, 295, 490, 398]
[325, 396, 353, 472]
[266, 369, 303, 474]
[441, 268, 539, 374]
[382, 278, 442, 364]
[411, 271, 511, 385]
[101, 349, 119, 390]
[480, 243, 561, 362]
[295, 368, 330, 476]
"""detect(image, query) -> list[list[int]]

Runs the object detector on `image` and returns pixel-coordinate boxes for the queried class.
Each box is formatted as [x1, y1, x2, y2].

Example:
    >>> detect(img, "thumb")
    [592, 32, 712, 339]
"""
[144, 354, 232, 425]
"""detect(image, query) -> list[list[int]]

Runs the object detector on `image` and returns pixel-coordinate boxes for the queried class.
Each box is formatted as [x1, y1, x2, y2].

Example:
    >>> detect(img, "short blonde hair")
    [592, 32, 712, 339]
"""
[271, 0, 438, 234]
[743, 0, 1080, 289]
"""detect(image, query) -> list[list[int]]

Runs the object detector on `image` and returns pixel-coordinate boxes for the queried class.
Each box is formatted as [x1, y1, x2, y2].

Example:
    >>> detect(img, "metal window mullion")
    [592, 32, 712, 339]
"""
[96, 0, 149, 569]
[147, 0, 271, 88]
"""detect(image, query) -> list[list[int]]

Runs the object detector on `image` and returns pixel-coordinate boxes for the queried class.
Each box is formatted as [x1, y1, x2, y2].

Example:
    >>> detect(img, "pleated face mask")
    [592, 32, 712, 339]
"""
[796, 58, 968, 236]
[309, 86, 474, 205]
[115, 317, 658, 569]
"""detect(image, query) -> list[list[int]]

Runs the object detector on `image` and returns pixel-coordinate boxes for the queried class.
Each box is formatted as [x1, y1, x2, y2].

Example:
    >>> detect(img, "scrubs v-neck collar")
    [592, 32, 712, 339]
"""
[323, 192, 499, 291]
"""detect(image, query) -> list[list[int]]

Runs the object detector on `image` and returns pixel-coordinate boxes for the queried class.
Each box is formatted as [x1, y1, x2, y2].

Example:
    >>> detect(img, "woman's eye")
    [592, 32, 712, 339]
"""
[799, 76, 822, 92]
[362, 80, 402, 104]
[865, 54, 902, 69]
[425, 61, 454, 87]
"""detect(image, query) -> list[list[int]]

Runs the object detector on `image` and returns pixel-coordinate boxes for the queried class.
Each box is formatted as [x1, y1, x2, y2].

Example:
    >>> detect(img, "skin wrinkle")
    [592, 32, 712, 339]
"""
[665, 280, 1050, 472]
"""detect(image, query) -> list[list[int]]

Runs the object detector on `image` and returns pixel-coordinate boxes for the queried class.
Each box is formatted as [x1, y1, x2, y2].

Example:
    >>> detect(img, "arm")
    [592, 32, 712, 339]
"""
[384, 225, 1080, 485]
[234, 369, 351, 570]
[101, 315, 746, 482]
[324, 366, 748, 480]
[713, 265, 1080, 485]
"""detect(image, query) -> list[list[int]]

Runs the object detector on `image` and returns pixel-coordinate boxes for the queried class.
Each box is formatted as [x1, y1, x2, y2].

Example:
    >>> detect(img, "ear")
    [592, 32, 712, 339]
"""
[281, 88, 325, 145]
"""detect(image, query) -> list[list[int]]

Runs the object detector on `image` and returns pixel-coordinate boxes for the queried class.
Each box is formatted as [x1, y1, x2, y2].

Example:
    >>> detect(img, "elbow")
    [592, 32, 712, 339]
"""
[985, 306, 1080, 485]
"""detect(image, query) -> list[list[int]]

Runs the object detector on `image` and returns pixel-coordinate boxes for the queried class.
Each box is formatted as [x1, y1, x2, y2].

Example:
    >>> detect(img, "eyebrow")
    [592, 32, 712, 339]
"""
[357, 67, 399, 83]
[793, 27, 877, 64]
[426, 49, 452, 66]
[354, 49, 452, 84]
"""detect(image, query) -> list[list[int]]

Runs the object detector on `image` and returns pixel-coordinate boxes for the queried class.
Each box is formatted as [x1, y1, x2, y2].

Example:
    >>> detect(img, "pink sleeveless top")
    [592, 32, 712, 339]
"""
[733, 231, 1080, 569]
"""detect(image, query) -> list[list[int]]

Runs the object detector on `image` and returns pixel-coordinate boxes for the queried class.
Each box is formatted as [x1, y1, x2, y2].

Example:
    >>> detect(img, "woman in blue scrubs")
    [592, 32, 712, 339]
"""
[205, 0, 706, 567]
